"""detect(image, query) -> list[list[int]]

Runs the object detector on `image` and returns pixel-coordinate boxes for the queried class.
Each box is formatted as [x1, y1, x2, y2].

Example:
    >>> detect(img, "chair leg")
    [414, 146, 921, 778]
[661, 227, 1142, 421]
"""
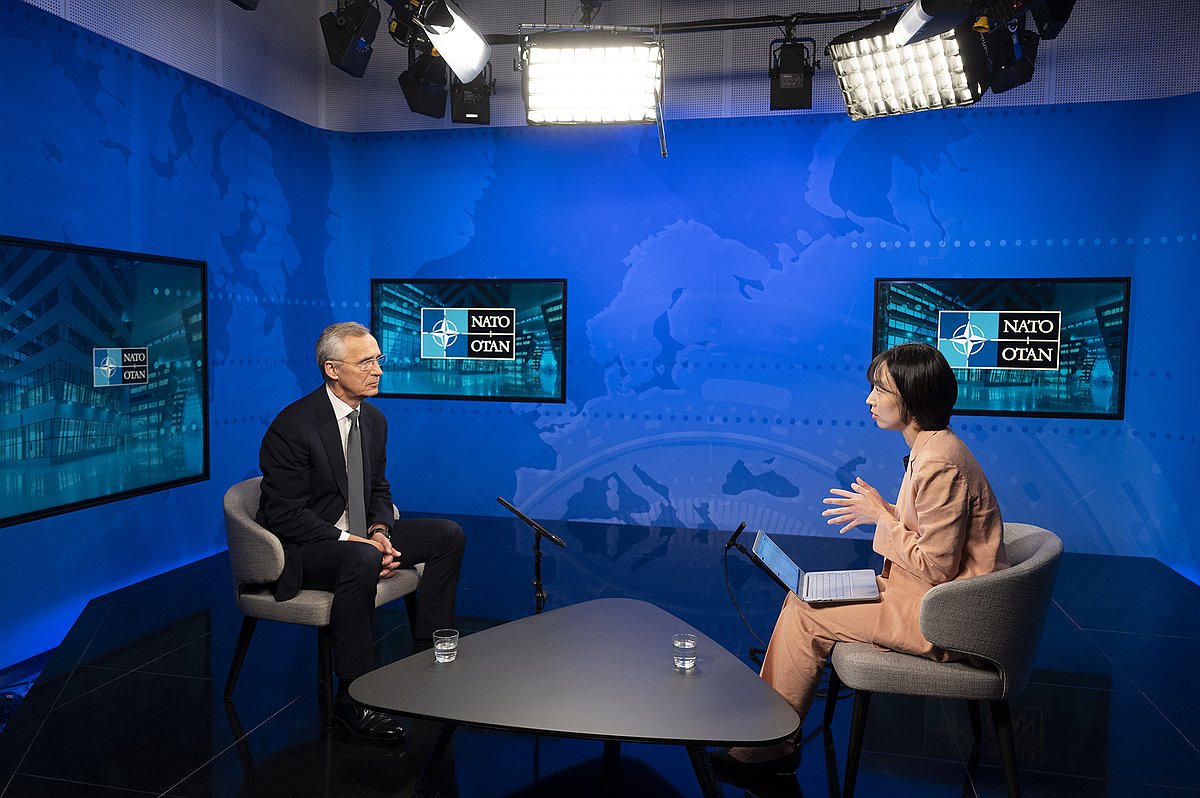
[823, 663, 842, 728]
[990, 699, 1021, 798]
[404, 592, 419, 631]
[842, 689, 872, 798]
[224, 616, 258, 699]
[968, 700, 983, 741]
[318, 626, 334, 732]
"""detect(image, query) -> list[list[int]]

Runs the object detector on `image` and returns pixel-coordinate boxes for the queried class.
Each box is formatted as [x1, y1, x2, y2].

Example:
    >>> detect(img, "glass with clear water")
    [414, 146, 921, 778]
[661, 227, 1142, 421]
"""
[672, 632, 697, 669]
[433, 628, 459, 663]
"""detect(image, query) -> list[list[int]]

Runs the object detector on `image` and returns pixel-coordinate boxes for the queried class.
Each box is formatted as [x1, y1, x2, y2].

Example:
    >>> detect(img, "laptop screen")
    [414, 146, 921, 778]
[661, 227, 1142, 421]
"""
[752, 529, 802, 593]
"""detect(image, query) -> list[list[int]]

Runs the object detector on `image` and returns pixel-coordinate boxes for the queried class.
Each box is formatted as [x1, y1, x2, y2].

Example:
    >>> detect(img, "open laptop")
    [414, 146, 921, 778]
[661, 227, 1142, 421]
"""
[750, 528, 880, 604]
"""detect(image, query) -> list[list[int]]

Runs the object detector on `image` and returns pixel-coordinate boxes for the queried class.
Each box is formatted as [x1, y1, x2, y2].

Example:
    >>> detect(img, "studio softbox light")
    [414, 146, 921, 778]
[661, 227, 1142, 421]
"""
[520, 30, 664, 126]
[829, 13, 990, 120]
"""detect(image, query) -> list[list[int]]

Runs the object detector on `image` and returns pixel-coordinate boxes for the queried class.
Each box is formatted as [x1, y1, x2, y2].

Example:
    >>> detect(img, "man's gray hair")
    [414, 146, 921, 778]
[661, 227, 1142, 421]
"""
[316, 321, 371, 379]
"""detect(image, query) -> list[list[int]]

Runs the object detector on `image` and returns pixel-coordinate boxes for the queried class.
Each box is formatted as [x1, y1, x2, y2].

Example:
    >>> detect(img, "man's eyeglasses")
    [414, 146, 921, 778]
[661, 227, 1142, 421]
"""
[330, 356, 386, 372]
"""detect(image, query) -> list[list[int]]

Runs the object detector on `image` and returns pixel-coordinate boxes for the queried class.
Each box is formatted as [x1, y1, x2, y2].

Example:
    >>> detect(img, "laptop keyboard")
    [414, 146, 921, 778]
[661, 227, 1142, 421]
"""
[809, 570, 853, 599]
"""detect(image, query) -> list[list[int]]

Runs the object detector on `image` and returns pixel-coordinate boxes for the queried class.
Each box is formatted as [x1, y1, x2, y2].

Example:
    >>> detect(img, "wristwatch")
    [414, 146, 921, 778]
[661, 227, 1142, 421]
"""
[370, 524, 391, 541]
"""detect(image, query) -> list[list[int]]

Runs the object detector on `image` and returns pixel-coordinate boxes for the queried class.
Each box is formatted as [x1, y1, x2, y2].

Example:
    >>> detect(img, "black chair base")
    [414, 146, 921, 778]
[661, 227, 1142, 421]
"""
[824, 670, 1022, 798]
[224, 616, 336, 732]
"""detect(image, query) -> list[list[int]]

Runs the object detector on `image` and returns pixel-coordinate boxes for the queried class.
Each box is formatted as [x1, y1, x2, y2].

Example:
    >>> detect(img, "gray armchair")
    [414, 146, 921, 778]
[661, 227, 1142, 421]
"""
[825, 522, 1063, 798]
[222, 477, 422, 729]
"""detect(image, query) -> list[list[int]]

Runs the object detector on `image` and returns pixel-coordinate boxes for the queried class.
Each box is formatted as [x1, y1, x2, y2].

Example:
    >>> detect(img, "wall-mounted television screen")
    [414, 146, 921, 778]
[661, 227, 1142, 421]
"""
[1, 235, 209, 527]
[874, 277, 1130, 419]
[371, 278, 566, 402]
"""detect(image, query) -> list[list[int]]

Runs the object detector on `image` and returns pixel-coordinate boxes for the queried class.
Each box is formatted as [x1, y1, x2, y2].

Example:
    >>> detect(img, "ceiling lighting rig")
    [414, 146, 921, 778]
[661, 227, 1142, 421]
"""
[828, 0, 1076, 119]
[309, 0, 1075, 130]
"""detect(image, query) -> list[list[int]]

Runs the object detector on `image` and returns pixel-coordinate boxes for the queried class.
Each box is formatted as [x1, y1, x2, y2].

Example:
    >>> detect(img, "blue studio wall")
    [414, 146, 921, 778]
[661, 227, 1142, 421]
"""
[1, 2, 1197, 670]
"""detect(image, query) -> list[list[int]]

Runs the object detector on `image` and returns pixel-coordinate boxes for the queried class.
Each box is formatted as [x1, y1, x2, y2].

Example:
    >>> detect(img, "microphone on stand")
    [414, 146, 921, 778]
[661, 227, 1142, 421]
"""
[497, 496, 567, 548]
[497, 496, 565, 616]
[724, 521, 748, 553]
[720, 521, 767, 664]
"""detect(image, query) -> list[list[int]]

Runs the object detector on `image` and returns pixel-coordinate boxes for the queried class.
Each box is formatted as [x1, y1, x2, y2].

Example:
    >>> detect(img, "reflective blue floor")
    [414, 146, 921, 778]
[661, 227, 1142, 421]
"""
[1, 514, 1199, 797]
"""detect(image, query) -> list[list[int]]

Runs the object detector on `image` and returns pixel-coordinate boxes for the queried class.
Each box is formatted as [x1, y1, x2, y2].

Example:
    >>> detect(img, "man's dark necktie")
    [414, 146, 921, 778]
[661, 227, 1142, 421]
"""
[346, 409, 367, 535]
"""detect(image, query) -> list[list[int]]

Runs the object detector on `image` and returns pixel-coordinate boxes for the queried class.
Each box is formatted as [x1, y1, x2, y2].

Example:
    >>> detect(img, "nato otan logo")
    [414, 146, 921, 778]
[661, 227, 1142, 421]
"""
[421, 308, 517, 360]
[937, 311, 1061, 370]
[93, 348, 150, 387]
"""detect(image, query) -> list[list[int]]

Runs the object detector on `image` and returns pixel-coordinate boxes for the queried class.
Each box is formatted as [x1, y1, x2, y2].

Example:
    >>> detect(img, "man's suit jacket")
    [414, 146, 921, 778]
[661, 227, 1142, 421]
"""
[257, 386, 393, 601]
[869, 427, 1008, 659]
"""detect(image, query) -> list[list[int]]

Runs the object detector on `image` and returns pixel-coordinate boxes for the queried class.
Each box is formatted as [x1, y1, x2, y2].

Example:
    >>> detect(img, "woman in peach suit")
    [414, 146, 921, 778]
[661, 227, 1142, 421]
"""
[711, 343, 1007, 777]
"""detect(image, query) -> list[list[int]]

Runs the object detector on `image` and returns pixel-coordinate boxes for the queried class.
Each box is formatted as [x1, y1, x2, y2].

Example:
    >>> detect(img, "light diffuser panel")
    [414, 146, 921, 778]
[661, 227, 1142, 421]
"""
[829, 15, 988, 120]
[521, 33, 664, 125]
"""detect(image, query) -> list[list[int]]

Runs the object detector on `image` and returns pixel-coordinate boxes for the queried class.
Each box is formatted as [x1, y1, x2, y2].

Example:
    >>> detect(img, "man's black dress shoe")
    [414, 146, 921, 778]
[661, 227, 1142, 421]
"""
[333, 699, 406, 744]
[707, 747, 800, 778]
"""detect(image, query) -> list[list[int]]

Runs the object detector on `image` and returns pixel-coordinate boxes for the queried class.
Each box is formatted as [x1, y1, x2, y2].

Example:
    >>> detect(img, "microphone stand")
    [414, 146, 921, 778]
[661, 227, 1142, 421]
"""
[533, 531, 547, 615]
[496, 497, 566, 616]
[495, 497, 567, 777]
[723, 522, 768, 663]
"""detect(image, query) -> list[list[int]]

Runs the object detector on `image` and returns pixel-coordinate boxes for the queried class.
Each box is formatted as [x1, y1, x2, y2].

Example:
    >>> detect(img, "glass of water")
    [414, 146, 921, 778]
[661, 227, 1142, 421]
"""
[433, 628, 459, 663]
[672, 632, 697, 669]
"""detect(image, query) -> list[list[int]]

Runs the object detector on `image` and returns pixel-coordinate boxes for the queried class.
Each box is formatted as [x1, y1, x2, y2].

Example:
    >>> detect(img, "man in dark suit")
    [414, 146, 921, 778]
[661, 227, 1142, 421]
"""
[257, 321, 465, 743]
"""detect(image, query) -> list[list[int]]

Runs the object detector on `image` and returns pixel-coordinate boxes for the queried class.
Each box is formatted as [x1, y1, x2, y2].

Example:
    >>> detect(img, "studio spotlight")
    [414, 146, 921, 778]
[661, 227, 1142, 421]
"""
[320, 0, 382, 78]
[399, 47, 449, 118]
[1032, 0, 1076, 39]
[416, 0, 491, 83]
[519, 29, 664, 126]
[769, 38, 817, 110]
[987, 18, 1039, 94]
[451, 62, 495, 124]
[828, 13, 990, 120]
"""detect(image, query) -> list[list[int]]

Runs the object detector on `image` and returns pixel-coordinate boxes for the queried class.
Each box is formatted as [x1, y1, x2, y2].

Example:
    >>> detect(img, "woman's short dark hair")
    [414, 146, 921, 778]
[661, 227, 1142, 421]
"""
[867, 343, 957, 430]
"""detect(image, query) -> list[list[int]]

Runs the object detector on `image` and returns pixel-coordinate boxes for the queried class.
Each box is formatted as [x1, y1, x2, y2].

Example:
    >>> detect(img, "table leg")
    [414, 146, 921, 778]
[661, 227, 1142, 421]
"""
[603, 740, 621, 768]
[602, 740, 622, 793]
[415, 722, 458, 796]
[686, 745, 722, 798]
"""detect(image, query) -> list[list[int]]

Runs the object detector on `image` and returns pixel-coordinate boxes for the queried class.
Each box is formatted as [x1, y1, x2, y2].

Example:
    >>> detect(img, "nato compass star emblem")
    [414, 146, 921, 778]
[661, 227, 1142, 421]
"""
[430, 318, 460, 348]
[98, 355, 119, 379]
[950, 322, 988, 357]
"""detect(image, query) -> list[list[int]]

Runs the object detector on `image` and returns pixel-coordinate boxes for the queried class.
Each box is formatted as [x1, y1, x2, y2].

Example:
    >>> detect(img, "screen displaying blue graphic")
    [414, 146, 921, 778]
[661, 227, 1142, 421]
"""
[0, 236, 209, 526]
[372, 279, 566, 402]
[874, 278, 1130, 419]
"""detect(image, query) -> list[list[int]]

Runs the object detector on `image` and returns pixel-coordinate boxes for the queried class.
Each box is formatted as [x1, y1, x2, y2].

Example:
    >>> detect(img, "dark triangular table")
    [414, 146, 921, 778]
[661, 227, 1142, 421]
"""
[351, 598, 799, 796]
